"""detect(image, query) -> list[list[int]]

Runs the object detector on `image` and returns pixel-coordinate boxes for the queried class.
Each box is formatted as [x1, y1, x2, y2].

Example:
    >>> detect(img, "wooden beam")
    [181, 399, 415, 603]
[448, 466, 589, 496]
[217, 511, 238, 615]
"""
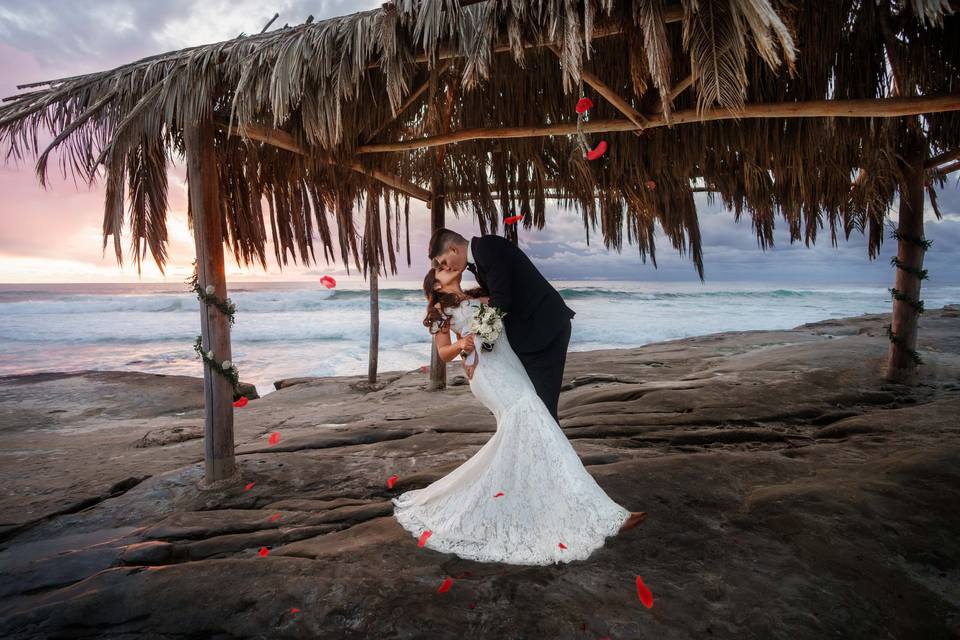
[668, 74, 694, 102]
[926, 147, 960, 169]
[185, 115, 238, 486]
[368, 264, 379, 384]
[216, 119, 433, 203]
[356, 95, 960, 153]
[547, 44, 648, 133]
[939, 160, 960, 174]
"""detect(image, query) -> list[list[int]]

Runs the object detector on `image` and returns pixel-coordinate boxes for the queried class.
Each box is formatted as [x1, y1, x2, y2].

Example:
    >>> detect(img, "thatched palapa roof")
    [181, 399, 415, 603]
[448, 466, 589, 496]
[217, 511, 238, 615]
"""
[1, 0, 958, 279]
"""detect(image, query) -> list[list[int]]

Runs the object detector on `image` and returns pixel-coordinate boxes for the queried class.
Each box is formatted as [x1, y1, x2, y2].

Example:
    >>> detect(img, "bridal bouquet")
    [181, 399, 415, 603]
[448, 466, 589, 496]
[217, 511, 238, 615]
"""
[463, 303, 507, 364]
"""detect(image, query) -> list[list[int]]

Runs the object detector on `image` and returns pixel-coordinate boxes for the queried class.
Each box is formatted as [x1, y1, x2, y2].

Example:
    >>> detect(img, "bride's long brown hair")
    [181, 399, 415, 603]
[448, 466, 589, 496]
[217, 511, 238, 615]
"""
[422, 268, 487, 335]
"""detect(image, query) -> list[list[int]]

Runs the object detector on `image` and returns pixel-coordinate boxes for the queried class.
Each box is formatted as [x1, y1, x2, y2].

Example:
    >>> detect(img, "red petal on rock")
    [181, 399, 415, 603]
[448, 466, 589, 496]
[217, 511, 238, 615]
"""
[586, 140, 608, 161]
[320, 275, 337, 289]
[387, 474, 399, 489]
[244, 482, 255, 491]
[468, 603, 476, 609]
[493, 492, 504, 498]
[636, 576, 654, 608]
[258, 547, 270, 557]
[270, 514, 282, 522]
[558, 542, 567, 549]
[268, 432, 280, 445]
[290, 607, 300, 614]
[645, 180, 657, 190]
[504, 214, 523, 225]
[576, 97, 594, 114]
[437, 577, 453, 593]
[418, 530, 432, 547]
[233, 396, 249, 408]
[581, 623, 587, 631]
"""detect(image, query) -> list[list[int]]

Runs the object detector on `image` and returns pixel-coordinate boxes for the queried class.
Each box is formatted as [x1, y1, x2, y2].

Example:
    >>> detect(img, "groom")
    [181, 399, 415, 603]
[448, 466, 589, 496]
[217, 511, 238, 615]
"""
[429, 228, 576, 423]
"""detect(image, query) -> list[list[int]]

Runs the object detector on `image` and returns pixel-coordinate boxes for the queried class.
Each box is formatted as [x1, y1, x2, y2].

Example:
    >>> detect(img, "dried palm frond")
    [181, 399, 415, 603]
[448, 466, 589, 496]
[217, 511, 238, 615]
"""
[0, 0, 956, 281]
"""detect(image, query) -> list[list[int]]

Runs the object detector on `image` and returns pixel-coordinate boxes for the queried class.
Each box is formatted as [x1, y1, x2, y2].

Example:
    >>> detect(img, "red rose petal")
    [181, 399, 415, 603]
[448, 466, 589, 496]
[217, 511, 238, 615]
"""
[493, 492, 504, 498]
[645, 180, 657, 190]
[320, 275, 337, 289]
[270, 513, 282, 522]
[290, 607, 300, 614]
[233, 396, 249, 408]
[387, 474, 398, 489]
[558, 542, 567, 549]
[636, 575, 654, 608]
[419, 365, 429, 373]
[581, 623, 587, 631]
[468, 603, 476, 609]
[244, 482, 255, 491]
[258, 547, 270, 557]
[576, 97, 594, 114]
[268, 432, 280, 445]
[437, 577, 453, 593]
[418, 530, 432, 547]
[586, 140, 607, 161]
[504, 214, 523, 225]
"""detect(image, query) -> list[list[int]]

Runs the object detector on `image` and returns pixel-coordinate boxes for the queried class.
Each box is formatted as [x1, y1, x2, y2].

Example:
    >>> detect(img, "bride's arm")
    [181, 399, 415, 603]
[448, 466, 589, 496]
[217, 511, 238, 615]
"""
[434, 327, 471, 363]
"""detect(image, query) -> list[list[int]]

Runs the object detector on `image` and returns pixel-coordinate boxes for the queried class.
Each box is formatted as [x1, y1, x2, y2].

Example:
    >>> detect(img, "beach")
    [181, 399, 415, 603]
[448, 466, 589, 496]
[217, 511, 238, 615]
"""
[1, 307, 958, 638]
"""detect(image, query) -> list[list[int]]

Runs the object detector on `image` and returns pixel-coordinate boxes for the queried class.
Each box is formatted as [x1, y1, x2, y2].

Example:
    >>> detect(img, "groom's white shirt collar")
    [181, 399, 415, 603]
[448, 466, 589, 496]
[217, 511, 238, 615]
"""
[466, 238, 475, 265]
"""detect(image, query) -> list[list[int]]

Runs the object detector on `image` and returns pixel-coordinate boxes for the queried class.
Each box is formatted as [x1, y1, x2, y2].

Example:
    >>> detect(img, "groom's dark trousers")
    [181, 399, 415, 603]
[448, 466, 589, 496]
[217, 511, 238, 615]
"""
[469, 234, 576, 423]
[516, 317, 572, 423]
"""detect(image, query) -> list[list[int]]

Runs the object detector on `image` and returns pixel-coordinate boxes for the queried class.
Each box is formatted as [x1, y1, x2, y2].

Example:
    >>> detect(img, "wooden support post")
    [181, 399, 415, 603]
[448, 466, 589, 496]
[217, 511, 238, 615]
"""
[368, 262, 379, 384]
[428, 168, 447, 391]
[185, 116, 238, 485]
[885, 133, 928, 383]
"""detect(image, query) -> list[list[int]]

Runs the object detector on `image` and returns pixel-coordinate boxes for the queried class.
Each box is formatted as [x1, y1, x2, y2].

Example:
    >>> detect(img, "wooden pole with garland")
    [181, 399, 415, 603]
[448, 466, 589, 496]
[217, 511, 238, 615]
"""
[187, 263, 244, 401]
[184, 116, 239, 484]
[884, 131, 929, 382]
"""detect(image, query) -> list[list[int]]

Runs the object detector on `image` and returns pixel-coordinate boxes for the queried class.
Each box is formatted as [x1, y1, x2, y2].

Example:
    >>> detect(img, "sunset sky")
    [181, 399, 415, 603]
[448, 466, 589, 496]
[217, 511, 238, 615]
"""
[1, 1, 957, 286]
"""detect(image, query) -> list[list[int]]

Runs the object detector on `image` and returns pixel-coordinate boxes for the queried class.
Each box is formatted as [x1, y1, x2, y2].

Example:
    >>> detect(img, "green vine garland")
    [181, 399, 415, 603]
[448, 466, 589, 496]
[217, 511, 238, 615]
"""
[885, 229, 930, 367]
[185, 260, 244, 401]
[885, 324, 923, 365]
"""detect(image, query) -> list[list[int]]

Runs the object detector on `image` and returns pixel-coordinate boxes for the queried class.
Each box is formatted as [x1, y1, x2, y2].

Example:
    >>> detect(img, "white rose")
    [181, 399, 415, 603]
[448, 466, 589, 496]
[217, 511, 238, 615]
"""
[222, 360, 232, 370]
[205, 285, 215, 295]
[206, 350, 214, 359]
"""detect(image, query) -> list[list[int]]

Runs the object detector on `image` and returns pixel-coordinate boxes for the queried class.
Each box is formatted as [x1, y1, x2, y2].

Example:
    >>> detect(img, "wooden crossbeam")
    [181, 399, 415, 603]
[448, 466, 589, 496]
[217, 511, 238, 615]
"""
[547, 44, 648, 134]
[355, 95, 960, 153]
[926, 147, 960, 169]
[215, 120, 433, 203]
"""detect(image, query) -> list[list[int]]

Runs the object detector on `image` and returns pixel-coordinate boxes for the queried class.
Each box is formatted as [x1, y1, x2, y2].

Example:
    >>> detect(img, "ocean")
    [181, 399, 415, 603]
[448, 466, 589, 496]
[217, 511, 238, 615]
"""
[1, 280, 957, 398]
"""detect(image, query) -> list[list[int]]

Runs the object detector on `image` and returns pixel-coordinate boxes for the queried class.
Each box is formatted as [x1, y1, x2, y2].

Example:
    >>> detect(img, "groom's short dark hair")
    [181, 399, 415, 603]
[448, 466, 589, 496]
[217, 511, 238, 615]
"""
[428, 228, 467, 260]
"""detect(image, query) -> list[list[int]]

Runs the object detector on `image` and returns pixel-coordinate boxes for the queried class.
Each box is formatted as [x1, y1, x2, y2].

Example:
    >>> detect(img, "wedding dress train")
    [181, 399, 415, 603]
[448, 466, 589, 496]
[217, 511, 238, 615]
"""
[392, 298, 631, 565]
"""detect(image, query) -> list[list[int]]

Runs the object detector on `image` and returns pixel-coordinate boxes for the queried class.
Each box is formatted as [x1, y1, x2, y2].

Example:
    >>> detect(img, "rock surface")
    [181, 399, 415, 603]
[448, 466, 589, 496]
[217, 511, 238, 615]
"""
[0, 308, 958, 639]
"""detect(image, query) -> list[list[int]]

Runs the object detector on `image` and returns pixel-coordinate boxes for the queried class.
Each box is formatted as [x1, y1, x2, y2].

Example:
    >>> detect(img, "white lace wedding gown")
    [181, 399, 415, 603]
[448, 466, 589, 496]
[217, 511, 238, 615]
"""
[392, 298, 631, 565]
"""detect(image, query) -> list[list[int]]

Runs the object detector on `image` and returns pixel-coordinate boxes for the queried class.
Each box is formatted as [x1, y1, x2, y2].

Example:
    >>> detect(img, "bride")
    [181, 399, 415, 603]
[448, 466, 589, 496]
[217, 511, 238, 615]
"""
[391, 266, 646, 566]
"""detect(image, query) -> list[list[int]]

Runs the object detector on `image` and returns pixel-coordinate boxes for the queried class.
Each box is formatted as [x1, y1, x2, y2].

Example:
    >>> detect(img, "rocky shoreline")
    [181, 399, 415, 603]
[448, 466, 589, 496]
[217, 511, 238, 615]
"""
[0, 307, 958, 638]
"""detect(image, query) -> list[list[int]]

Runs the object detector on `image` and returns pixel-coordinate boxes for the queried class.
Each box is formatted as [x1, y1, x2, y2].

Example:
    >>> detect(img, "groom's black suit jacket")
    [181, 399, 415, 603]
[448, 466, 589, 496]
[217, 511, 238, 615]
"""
[470, 234, 575, 354]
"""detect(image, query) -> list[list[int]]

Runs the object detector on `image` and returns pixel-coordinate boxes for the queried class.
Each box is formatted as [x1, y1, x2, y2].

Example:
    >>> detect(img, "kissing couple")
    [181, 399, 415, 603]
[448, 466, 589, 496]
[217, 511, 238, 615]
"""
[391, 229, 646, 566]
